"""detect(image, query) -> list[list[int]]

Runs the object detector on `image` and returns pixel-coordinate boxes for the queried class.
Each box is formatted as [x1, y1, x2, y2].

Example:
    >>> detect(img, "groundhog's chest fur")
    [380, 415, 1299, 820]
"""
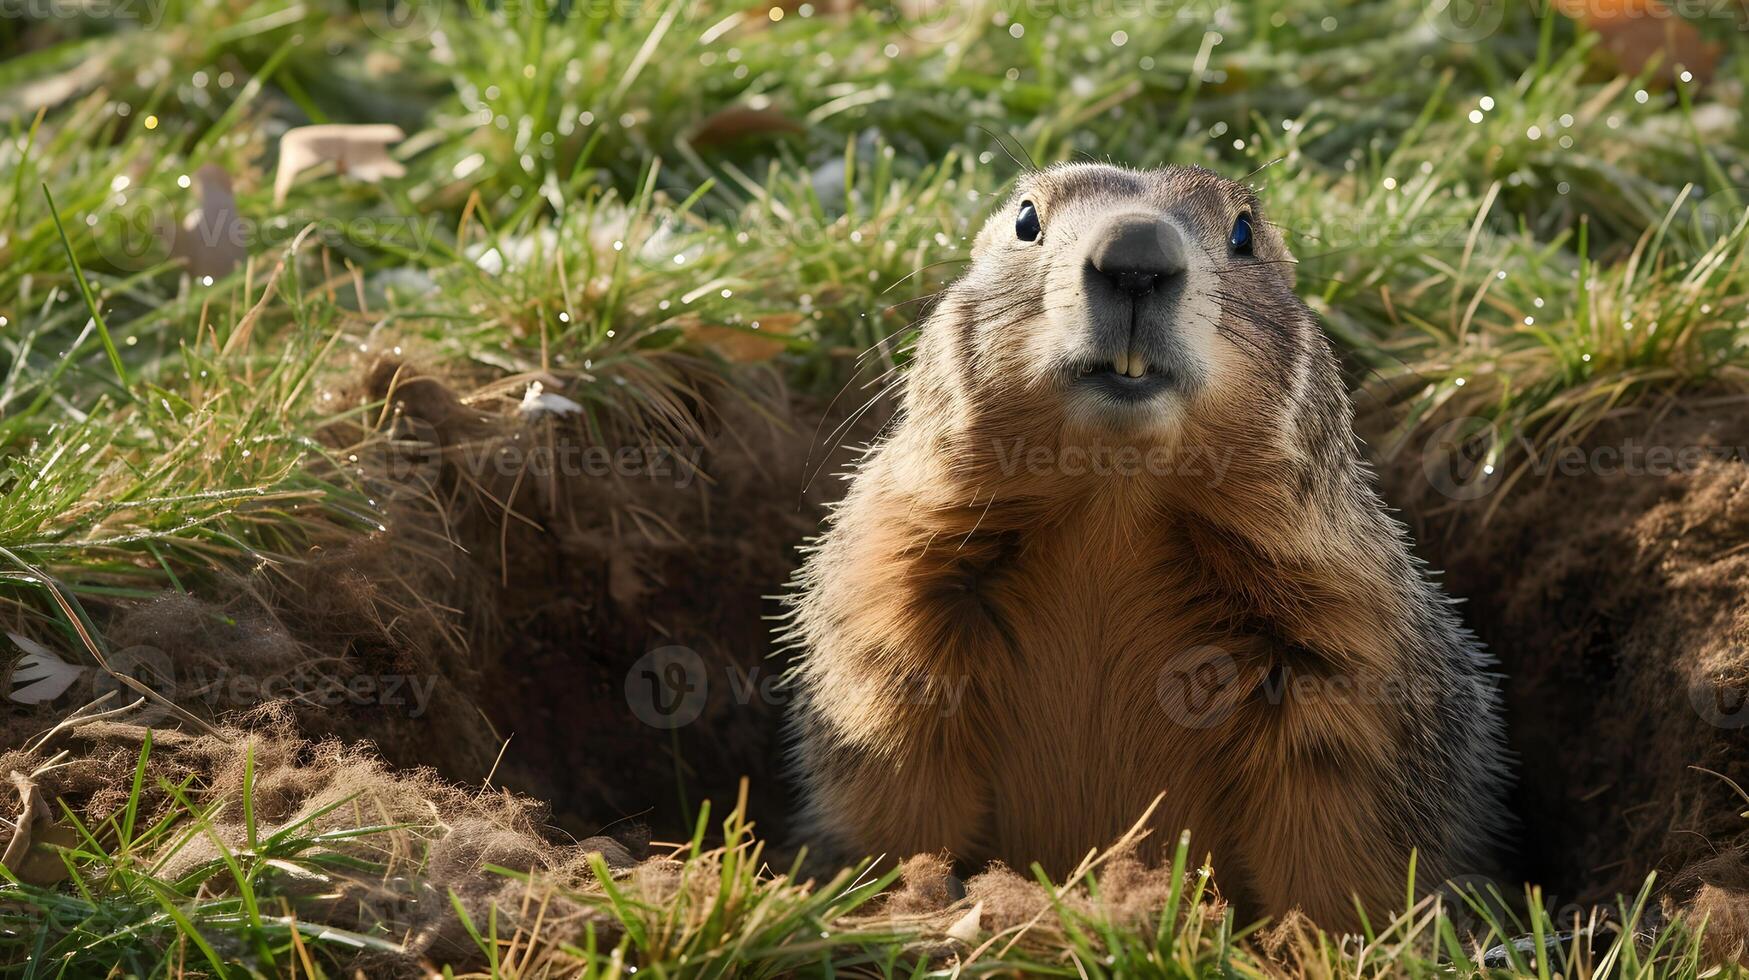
[789, 481, 1423, 924]
[944, 515, 1253, 871]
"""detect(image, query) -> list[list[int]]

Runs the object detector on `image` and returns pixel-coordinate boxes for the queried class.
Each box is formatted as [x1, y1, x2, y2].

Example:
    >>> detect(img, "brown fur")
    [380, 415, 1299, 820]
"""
[783, 164, 1508, 929]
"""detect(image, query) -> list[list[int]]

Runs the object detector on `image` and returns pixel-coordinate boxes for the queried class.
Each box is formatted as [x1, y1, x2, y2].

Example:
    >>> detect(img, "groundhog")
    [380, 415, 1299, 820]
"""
[781, 163, 1510, 928]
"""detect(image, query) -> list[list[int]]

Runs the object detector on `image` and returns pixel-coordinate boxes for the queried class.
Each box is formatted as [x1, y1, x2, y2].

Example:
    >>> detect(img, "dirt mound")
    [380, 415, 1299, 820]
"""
[0, 713, 641, 975]
[0, 507, 502, 784]
[877, 848, 1229, 964]
[359, 356, 878, 844]
[2, 346, 851, 907]
[1376, 396, 1749, 952]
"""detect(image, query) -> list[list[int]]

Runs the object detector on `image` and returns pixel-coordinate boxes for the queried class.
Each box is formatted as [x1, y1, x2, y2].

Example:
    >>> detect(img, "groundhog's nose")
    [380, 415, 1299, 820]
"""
[1088, 216, 1187, 296]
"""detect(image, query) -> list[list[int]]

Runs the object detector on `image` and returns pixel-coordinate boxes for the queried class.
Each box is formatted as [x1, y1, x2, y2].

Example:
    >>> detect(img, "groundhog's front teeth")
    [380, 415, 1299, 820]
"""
[1126, 354, 1148, 378]
[1113, 352, 1131, 376]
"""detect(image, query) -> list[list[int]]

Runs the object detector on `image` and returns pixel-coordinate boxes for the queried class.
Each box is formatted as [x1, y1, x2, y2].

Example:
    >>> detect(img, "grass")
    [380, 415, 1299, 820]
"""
[1, 734, 1723, 977]
[0, 0, 1747, 973]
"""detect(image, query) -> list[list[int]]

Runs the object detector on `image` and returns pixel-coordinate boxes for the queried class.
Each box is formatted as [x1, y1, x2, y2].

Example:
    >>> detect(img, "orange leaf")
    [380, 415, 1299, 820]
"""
[1554, 0, 1719, 85]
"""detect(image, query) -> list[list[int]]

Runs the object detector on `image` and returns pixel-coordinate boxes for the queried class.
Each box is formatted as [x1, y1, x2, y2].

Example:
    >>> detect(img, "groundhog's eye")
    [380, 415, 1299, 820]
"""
[1229, 213, 1254, 255]
[1015, 201, 1041, 242]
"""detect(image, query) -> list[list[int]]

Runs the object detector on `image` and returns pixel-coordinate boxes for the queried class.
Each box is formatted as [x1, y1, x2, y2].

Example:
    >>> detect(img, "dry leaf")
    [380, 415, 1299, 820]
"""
[1, 772, 75, 887]
[681, 313, 795, 363]
[945, 901, 984, 944]
[273, 124, 407, 205]
[7, 633, 86, 705]
[172, 163, 247, 280]
[687, 106, 806, 149]
[1554, 0, 1719, 85]
[518, 380, 584, 420]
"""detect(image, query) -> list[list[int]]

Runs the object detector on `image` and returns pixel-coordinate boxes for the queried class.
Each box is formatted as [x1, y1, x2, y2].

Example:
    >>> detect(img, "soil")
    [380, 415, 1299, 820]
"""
[1373, 394, 1749, 955]
[345, 355, 884, 844]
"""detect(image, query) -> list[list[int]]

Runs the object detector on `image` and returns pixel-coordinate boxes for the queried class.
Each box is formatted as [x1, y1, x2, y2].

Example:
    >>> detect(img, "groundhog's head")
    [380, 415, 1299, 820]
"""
[911, 163, 1332, 456]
